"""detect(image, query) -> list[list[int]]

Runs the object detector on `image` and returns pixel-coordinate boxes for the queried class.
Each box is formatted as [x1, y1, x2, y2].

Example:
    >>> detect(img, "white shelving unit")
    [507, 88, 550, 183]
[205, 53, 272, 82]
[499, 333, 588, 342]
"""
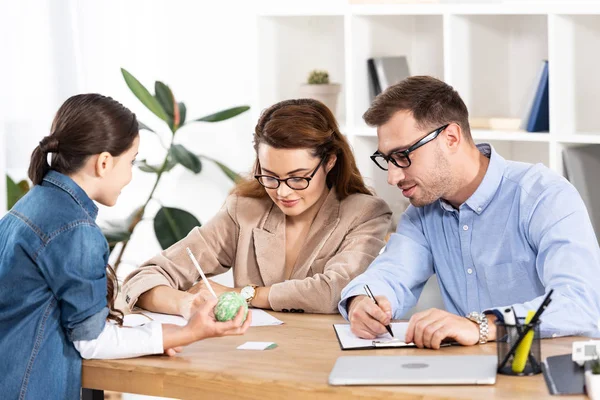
[256, 2, 600, 202]
[255, 1, 600, 313]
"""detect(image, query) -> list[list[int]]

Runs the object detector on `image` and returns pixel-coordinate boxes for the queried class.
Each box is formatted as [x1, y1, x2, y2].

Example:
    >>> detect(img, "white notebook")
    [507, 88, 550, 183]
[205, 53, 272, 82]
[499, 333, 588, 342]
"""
[333, 322, 414, 350]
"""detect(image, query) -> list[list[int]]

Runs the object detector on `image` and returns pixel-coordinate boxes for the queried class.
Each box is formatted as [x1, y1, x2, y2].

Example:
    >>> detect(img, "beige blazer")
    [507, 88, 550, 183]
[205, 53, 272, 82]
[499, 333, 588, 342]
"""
[122, 189, 392, 314]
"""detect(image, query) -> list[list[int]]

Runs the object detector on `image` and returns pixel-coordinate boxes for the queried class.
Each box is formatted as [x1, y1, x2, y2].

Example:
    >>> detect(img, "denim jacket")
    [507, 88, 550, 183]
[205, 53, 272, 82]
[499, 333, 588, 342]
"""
[0, 170, 109, 399]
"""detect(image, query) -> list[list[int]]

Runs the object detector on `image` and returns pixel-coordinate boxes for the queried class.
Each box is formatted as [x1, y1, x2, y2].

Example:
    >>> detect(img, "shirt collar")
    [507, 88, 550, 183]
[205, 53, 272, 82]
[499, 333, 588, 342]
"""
[439, 143, 506, 215]
[42, 170, 99, 220]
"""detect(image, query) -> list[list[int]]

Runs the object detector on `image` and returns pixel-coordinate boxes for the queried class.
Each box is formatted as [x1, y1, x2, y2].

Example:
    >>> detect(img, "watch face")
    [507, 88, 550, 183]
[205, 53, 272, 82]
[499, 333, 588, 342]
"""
[241, 286, 253, 300]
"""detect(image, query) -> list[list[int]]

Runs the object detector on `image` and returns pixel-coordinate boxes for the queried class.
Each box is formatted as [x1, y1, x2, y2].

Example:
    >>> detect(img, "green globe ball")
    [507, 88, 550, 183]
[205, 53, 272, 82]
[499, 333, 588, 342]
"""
[214, 292, 248, 322]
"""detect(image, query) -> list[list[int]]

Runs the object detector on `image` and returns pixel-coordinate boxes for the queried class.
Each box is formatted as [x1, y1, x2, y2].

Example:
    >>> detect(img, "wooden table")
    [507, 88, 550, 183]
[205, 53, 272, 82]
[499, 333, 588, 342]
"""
[82, 312, 584, 400]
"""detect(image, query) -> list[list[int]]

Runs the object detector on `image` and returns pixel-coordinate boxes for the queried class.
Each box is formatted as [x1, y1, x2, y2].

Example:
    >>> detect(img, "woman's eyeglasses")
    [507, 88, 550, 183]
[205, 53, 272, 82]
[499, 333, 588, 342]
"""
[255, 158, 325, 190]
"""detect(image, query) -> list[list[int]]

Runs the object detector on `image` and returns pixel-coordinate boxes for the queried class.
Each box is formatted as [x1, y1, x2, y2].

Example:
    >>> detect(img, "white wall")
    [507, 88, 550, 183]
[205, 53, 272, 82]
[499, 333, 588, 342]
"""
[0, 0, 263, 279]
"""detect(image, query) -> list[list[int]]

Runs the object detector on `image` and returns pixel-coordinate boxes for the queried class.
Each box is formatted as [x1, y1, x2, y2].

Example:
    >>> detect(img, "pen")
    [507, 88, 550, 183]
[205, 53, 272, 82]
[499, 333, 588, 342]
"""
[186, 247, 218, 300]
[364, 284, 394, 338]
[498, 289, 553, 371]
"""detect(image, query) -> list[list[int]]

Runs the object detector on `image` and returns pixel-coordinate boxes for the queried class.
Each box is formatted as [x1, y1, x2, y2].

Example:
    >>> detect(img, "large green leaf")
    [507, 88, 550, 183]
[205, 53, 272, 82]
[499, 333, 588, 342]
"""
[154, 206, 201, 249]
[194, 106, 250, 122]
[170, 144, 202, 174]
[213, 159, 240, 182]
[154, 81, 175, 118]
[121, 68, 168, 121]
[199, 156, 239, 182]
[6, 175, 30, 209]
[178, 102, 187, 126]
[137, 158, 177, 174]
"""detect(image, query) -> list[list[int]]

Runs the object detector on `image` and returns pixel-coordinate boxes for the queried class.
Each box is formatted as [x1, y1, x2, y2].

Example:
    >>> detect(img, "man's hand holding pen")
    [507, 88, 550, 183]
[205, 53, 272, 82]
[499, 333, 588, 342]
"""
[348, 294, 498, 348]
[347, 294, 394, 339]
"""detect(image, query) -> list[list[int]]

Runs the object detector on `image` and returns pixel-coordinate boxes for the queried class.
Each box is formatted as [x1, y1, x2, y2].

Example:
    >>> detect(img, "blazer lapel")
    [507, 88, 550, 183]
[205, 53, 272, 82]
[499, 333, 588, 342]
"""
[253, 203, 286, 286]
[291, 189, 341, 280]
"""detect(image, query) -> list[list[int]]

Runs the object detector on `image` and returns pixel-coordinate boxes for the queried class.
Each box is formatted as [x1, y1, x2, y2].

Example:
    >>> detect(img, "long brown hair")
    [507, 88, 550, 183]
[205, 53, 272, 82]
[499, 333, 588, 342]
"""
[28, 93, 138, 324]
[106, 264, 124, 326]
[234, 98, 371, 200]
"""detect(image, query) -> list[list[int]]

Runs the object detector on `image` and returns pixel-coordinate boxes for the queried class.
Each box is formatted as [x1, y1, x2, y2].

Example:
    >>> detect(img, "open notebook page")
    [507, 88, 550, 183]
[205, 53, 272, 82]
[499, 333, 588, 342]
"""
[333, 322, 411, 349]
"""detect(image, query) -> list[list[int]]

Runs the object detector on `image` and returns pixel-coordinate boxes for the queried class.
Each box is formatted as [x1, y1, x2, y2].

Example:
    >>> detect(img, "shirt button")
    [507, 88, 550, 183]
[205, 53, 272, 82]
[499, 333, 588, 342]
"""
[477, 207, 482, 212]
[463, 225, 469, 231]
[467, 268, 473, 274]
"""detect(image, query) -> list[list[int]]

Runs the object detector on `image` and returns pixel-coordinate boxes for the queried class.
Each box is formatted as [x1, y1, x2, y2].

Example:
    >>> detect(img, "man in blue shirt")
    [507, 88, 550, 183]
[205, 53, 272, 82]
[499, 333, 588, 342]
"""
[339, 76, 600, 349]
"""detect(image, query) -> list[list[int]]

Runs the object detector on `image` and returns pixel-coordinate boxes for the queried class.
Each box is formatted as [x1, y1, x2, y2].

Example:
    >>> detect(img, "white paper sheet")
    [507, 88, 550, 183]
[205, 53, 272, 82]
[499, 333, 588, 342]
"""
[333, 322, 411, 349]
[123, 308, 284, 328]
[237, 341, 277, 350]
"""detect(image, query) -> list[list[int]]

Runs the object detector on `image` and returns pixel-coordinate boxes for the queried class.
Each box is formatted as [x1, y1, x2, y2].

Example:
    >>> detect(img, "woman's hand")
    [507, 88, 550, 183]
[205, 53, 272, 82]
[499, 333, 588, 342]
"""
[178, 292, 206, 320]
[162, 297, 252, 352]
[187, 279, 238, 299]
[179, 281, 239, 319]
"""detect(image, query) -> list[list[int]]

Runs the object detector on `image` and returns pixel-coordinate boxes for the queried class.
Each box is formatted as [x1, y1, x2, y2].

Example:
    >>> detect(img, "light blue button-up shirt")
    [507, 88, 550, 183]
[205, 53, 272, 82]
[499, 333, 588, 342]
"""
[340, 144, 600, 338]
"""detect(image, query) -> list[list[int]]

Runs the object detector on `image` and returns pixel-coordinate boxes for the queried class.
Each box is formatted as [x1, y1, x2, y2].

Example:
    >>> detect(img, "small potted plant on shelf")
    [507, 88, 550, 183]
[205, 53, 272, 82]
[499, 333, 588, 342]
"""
[299, 69, 341, 116]
[586, 358, 600, 400]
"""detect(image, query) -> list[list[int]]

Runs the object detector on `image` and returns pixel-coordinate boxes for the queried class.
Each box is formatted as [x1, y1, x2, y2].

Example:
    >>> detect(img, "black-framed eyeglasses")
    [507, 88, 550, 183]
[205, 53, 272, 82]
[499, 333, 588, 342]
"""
[370, 124, 449, 170]
[254, 158, 325, 190]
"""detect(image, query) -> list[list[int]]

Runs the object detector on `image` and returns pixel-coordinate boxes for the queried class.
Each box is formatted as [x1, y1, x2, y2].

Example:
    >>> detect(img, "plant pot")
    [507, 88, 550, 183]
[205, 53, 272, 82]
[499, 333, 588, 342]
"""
[587, 370, 600, 400]
[299, 83, 342, 116]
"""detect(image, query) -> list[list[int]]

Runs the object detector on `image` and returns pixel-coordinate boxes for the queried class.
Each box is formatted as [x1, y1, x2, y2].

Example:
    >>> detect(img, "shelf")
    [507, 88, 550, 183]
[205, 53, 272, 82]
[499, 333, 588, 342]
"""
[483, 140, 550, 168]
[550, 15, 600, 134]
[557, 133, 600, 145]
[347, 127, 553, 142]
[260, 3, 600, 17]
[254, 4, 600, 212]
[446, 14, 548, 121]
[472, 129, 551, 142]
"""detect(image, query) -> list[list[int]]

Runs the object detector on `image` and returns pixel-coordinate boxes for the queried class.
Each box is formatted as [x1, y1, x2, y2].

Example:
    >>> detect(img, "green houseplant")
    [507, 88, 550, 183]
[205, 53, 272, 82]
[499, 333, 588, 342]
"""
[103, 68, 250, 271]
[299, 69, 341, 116]
[6, 175, 30, 209]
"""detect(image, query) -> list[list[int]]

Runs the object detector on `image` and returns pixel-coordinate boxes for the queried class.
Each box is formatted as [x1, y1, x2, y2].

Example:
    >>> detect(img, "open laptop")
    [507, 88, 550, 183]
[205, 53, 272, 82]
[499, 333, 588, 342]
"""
[329, 355, 497, 386]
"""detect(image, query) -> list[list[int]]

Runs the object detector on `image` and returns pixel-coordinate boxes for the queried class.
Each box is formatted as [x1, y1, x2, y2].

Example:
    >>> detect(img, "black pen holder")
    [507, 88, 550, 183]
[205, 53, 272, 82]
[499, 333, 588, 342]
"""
[496, 319, 542, 376]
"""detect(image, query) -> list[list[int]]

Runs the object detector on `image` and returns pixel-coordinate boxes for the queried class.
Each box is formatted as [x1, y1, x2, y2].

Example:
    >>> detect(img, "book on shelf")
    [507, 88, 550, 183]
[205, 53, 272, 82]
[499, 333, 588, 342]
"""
[367, 56, 410, 102]
[520, 60, 549, 133]
[469, 117, 522, 131]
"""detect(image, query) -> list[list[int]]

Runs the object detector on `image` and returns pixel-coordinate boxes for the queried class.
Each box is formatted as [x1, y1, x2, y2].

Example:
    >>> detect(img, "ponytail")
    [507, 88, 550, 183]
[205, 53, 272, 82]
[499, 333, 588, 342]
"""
[27, 94, 138, 186]
[28, 135, 60, 186]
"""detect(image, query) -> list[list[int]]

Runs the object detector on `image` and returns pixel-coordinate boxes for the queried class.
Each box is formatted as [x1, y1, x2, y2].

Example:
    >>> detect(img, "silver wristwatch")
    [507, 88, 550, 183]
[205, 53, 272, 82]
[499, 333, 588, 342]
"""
[466, 311, 489, 344]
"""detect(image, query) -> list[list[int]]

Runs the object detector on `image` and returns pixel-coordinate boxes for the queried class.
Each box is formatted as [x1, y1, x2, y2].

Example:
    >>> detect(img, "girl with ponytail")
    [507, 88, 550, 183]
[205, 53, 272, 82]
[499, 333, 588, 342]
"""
[123, 98, 392, 318]
[0, 94, 250, 400]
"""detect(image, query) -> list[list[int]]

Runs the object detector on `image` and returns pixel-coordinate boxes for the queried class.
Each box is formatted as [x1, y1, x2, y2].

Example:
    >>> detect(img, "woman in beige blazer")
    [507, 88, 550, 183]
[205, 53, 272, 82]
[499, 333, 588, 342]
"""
[123, 99, 392, 315]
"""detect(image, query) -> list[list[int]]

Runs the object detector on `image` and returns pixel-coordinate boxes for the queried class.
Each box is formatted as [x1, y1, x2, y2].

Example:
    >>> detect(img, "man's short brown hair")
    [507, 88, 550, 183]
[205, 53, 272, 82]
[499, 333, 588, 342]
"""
[363, 76, 471, 142]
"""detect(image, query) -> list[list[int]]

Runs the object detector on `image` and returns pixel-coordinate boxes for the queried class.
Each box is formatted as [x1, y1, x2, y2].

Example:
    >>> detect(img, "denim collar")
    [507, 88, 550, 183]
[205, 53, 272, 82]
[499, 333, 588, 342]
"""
[42, 170, 99, 221]
[439, 143, 506, 215]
